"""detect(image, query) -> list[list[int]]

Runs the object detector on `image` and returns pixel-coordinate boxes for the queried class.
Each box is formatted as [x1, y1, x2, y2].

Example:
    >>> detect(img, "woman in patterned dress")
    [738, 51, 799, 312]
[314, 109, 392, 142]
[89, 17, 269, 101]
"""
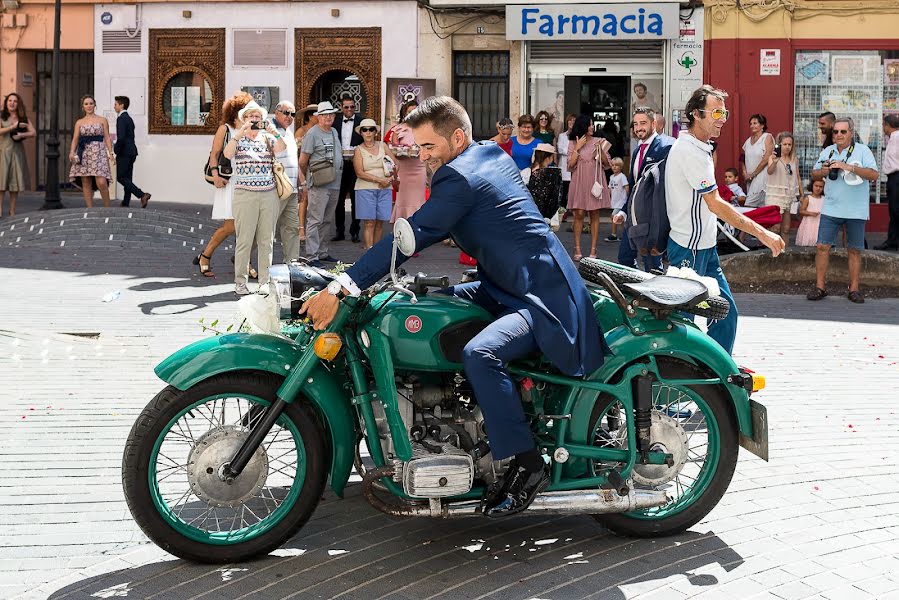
[68, 95, 113, 207]
[0, 92, 36, 217]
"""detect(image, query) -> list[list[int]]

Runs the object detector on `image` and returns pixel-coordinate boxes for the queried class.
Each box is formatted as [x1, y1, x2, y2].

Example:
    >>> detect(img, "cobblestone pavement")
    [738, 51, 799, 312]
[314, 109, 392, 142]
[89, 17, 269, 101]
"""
[1, 201, 898, 599]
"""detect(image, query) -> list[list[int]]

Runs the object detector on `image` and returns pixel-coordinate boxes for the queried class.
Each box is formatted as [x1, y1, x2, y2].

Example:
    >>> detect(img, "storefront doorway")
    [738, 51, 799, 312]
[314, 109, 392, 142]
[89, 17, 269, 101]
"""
[565, 75, 630, 161]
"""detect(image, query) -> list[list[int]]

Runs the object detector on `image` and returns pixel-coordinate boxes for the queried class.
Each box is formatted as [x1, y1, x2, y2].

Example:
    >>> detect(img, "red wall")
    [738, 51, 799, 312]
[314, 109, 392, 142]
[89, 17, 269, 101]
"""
[704, 38, 895, 232]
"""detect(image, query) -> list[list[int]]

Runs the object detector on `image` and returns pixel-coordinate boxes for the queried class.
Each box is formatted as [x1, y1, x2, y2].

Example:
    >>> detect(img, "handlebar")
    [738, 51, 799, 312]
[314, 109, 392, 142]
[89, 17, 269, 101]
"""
[413, 274, 449, 294]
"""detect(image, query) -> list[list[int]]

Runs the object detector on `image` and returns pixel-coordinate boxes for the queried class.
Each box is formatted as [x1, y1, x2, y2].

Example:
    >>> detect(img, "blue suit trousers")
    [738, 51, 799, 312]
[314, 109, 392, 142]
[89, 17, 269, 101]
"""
[446, 282, 538, 460]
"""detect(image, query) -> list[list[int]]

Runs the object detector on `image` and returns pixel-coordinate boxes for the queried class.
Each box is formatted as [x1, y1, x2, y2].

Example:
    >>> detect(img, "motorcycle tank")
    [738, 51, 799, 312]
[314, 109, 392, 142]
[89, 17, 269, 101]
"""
[364, 294, 493, 371]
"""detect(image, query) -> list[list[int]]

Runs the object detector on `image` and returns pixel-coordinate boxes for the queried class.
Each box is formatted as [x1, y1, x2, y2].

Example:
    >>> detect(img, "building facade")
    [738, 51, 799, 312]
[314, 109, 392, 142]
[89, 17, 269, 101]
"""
[705, 0, 899, 231]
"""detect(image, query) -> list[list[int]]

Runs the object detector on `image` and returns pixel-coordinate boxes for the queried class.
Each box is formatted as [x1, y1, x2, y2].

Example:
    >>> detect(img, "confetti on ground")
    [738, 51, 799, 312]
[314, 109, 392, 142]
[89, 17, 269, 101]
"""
[328, 549, 349, 556]
[534, 539, 558, 546]
[270, 549, 306, 557]
[460, 542, 484, 553]
[563, 552, 584, 560]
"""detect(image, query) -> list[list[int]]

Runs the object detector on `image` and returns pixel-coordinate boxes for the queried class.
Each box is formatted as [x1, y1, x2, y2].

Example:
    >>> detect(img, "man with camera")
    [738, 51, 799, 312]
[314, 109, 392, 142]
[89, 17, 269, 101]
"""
[808, 117, 879, 304]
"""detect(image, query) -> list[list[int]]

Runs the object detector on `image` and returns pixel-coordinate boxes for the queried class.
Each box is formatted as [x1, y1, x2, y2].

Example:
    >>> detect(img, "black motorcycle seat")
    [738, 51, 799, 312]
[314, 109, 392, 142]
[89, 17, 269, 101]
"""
[621, 276, 708, 309]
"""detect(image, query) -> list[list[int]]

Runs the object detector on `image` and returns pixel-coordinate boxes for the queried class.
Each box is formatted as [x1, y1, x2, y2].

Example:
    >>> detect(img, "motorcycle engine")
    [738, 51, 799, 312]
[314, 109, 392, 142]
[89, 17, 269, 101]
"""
[372, 373, 512, 498]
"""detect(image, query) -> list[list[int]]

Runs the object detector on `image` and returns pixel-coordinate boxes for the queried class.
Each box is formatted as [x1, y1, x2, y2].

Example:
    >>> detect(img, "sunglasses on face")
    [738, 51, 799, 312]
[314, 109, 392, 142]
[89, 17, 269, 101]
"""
[699, 108, 729, 120]
[539, 116, 548, 120]
[360, 127, 377, 133]
[833, 129, 850, 134]
[280, 111, 295, 117]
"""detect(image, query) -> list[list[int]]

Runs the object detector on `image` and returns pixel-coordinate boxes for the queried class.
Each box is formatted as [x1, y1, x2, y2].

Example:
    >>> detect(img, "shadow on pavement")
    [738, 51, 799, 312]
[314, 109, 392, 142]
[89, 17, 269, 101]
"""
[47, 486, 744, 600]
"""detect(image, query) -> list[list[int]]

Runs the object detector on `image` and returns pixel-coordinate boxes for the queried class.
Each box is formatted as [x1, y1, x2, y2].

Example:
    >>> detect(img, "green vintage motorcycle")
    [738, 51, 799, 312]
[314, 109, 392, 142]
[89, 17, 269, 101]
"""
[122, 219, 768, 563]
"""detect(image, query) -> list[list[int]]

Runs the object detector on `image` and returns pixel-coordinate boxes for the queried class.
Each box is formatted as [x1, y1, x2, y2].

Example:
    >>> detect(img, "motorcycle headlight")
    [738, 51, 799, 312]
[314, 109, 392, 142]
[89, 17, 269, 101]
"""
[269, 263, 332, 320]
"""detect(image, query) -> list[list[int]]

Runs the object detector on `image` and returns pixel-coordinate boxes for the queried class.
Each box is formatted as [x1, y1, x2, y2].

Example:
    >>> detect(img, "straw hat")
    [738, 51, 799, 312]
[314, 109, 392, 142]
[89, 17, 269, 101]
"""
[237, 100, 267, 122]
[355, 118, 380, 135]
[313, 101, 339, 115]
[300, 103, 318, 117]
[534, 142, 557, 154]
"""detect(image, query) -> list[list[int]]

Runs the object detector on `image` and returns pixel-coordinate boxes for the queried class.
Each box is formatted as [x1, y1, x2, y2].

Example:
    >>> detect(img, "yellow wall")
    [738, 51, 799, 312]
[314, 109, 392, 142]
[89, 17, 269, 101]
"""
[705, 0, 899, 40]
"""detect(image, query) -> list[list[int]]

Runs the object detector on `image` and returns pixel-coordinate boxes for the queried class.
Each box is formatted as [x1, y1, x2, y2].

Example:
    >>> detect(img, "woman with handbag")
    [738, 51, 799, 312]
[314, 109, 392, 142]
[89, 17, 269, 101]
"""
[353, 118, 398, 250]
[567, 115, 611, 260]
[196, 91, 255, 278]
[389, 98, 427, 223]
[222, 100, 286, 295]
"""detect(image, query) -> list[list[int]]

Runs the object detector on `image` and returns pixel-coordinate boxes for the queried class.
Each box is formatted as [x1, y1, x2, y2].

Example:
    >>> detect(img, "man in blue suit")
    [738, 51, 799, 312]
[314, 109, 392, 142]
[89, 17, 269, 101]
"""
[615, 107, 674, 270]
[302, 96, 609, 517]
[113, 96, 150, 208]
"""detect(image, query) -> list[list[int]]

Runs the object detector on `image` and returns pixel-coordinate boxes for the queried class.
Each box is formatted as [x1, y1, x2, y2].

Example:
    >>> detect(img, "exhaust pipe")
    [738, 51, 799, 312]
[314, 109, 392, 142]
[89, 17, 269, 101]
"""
[362, 466, 669, 518]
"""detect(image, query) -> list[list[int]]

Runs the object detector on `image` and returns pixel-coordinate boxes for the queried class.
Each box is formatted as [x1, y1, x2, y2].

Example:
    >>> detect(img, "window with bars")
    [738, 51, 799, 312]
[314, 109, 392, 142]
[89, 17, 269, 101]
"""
[453, 51, 509, 141]
[793, 49, 899, 202]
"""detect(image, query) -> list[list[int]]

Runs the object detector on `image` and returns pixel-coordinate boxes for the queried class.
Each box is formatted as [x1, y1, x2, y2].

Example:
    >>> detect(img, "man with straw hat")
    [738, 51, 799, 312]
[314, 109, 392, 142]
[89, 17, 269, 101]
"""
[299, 100, 342, 267]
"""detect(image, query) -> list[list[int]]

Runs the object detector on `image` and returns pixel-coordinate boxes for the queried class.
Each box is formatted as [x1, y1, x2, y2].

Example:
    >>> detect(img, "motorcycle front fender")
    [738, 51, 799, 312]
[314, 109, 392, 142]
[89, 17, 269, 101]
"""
[154, 333, 356, 497]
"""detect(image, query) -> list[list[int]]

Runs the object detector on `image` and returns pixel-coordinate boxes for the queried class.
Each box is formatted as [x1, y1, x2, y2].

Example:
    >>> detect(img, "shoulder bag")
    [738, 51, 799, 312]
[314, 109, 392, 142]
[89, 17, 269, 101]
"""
[268, 134, 295, 201]
[203, 126, 233, 185]
[591, 143, 604, 199]
[308, 129, 338, 187]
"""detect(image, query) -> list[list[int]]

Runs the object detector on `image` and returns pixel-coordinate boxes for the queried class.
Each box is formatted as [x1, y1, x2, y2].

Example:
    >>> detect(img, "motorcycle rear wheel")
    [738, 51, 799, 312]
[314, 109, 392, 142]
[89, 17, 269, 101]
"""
[122, 371, 327, 563]
[587, 357, 739, 537]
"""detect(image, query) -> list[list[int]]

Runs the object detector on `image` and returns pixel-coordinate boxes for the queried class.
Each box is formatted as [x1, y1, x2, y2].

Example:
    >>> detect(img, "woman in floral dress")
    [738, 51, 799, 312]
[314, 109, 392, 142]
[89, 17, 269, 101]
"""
[68, 95, 113, 207]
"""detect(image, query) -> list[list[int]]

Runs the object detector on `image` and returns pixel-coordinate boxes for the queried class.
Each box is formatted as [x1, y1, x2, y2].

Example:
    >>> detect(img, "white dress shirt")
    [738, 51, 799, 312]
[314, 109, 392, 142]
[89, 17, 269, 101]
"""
[341, 116, 356, 153]
[884, 130, 899, 175]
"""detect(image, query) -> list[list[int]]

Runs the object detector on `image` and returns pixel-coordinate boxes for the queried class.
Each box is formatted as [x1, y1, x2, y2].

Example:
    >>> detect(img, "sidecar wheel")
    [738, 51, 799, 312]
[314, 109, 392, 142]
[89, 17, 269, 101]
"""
[587, 358, 739, 538]
[122, 372, 327, 563]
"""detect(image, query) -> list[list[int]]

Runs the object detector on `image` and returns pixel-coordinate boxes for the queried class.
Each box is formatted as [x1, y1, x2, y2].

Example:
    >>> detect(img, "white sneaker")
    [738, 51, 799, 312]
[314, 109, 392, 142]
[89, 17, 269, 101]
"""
[234, 283, 250, 295]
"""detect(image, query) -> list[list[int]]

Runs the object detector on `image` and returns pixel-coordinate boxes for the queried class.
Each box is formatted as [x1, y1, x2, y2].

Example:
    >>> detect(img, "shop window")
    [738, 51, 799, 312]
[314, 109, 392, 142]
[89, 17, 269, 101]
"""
[148, 29, 225, 135]
[793, 50, 891, 201]
[454, 51, 509, 141]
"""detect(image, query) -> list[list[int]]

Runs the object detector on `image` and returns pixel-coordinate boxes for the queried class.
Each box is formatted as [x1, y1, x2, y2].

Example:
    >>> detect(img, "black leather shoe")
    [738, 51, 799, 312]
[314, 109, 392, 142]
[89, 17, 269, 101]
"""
[483, 463, 550, 518]
[331, 234, 345, 242]
[351, 235, 360, 244]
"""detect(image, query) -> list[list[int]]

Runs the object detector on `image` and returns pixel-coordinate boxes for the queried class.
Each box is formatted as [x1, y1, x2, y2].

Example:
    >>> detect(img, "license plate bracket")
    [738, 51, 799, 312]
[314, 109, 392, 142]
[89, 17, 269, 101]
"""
[738, 399, 768, 461]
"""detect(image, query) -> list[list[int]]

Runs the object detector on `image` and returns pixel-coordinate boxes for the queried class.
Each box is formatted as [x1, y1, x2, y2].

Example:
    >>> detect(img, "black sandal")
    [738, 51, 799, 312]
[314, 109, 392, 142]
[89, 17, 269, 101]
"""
[193, 253, 214, 278]
[806, 287, 827, 301]
[848, 290, 865, 304]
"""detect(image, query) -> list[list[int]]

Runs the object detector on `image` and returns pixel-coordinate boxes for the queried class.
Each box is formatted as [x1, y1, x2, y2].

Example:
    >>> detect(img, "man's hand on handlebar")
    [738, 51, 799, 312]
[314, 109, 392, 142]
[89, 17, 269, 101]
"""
[300, 290, 340, 330]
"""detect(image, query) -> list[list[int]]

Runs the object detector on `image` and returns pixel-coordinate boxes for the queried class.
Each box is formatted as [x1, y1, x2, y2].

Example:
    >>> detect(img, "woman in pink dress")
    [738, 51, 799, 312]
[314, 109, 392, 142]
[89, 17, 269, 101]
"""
[567, 115, 611, 260]
[68, 94, 113, 207]
[795, 178, 825, 246]
[389, 99, 427, 223]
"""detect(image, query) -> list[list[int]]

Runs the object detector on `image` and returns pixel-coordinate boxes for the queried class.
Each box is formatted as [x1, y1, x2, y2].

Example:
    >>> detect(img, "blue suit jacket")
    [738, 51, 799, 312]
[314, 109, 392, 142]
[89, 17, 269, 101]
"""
[114, 112, 138, 157]
[628, 134, 675, 188]
[346, 142, 608, 377]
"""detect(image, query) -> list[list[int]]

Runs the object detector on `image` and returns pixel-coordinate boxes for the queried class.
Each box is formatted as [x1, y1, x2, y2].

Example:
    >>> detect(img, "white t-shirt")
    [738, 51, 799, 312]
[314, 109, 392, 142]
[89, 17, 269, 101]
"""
[665, 133, 718, 250]
[609, 172, 629, 210]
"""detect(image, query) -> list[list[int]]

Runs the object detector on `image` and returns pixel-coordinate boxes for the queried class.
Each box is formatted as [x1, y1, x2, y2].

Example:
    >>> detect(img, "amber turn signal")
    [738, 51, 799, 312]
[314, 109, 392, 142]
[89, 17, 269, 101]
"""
[751, 373, 766, 392]
[313, 333, 343, 361]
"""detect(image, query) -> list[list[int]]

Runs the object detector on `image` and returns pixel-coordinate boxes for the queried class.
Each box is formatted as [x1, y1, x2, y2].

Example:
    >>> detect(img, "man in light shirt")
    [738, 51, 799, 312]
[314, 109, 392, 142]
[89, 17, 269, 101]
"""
[664, 85, 784, 354]
[270, 101, 300, 262]
[876, 114, 899, 251]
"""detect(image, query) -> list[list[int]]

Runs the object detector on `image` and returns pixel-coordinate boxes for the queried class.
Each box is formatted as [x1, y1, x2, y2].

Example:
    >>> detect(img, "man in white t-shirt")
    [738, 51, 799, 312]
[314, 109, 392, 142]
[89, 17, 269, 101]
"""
[665, 85, 784, 354]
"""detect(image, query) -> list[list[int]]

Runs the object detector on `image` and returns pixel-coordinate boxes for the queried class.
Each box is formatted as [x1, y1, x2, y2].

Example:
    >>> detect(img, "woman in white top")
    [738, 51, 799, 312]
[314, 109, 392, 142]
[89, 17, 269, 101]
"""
[556, 113, 577, 218]
[353, 118, 398, 250]
[740, 113, 774, 207]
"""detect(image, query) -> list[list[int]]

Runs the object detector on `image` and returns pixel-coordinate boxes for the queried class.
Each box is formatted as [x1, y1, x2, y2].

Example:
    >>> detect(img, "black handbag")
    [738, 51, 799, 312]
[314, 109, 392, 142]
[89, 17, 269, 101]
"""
[203, 127, 233, 185]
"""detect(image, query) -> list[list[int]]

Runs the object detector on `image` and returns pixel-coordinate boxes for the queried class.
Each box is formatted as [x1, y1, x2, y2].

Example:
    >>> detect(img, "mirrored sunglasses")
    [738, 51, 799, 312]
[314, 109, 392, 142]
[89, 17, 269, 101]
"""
[360, 127, 377, 133]
[280, 111, 296, 117]
[699, 108, 729, 120]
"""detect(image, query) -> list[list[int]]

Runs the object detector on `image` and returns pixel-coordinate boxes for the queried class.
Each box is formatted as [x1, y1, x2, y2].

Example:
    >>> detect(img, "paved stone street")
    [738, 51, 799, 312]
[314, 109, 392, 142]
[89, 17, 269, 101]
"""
[1, 196, 898, 599]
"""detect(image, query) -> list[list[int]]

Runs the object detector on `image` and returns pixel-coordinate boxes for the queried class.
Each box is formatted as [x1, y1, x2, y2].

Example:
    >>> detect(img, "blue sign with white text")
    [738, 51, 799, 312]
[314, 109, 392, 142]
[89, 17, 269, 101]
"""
[505, 3, 679, 41]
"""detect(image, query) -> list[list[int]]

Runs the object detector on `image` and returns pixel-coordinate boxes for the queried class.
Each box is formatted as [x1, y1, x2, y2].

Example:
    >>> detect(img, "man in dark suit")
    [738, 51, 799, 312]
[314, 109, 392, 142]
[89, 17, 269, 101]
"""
[333, 95, 363, 242]
[615, 106, 674, 270]
[301, 96, 609, 518]
[113, 96, 150, 208]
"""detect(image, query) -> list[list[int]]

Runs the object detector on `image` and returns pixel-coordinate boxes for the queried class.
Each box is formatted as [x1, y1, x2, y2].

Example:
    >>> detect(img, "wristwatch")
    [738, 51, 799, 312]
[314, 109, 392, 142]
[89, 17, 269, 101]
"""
[326, 280, 346, 300]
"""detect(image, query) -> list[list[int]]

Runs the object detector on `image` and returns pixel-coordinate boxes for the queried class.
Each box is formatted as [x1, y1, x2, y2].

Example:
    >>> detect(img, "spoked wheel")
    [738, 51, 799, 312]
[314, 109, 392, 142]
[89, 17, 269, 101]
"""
[122, 372, 327, 563]
[587, 357, 738, 537]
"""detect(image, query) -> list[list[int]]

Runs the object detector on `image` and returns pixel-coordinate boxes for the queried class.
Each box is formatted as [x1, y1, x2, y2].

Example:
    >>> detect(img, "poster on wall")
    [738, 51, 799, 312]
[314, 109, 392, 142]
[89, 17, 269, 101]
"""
[831, 54, 880, 85]
[185, 86, 201, 126]
[170, 87, 185, 126]
[668, 7, 703, 136]
[795, 52, 829, 85]
[630, 80, 662, 114]
[384, 78, 436, 132]
[241, 86, 280, 113]
[885, 59, 899, 86]
[760, 49, 781, 76]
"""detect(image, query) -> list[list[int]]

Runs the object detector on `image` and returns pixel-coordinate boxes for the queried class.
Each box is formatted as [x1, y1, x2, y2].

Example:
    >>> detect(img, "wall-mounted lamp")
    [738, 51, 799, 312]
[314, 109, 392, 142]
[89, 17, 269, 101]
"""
[182, 10, 191, 18]
[331, 8, 340, 17]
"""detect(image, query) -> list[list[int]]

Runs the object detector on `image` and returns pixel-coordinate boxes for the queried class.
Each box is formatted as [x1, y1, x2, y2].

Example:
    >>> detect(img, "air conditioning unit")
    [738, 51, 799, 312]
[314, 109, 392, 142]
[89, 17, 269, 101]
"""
[2, 0, 20, 11]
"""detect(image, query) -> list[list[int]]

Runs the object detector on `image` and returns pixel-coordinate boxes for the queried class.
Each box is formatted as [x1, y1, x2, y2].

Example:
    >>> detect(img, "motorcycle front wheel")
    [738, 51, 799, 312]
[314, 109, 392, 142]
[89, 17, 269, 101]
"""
[122, 371, 327, 563]
[587, 357, 739, 537]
